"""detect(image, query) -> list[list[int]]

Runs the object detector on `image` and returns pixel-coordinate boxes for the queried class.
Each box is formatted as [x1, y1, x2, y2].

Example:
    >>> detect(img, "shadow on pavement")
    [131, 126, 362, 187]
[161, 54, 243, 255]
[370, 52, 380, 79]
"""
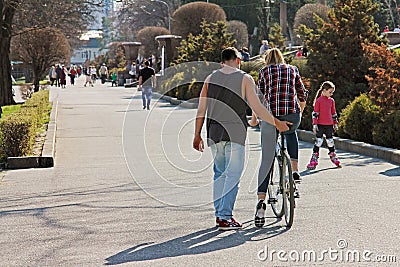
[299, 167, 339, 177]
[379, 166, 400, 177]
[105, 217, 288, 265]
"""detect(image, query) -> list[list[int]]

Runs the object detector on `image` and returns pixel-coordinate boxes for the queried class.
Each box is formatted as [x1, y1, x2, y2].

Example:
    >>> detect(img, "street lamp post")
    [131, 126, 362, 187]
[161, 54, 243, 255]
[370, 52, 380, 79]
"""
[263, 0, 274, 38]
[151, 0, 171, 32]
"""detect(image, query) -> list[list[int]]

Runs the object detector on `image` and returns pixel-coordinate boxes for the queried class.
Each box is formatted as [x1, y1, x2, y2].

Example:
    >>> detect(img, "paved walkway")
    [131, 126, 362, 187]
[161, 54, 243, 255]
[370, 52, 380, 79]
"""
[0, 77, 399, 266]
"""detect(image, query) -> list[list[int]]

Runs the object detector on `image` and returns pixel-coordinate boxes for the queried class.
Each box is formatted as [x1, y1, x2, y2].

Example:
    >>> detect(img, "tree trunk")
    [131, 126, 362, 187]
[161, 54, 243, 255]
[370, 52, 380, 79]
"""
[318, 0, 326, 5]
[33, 68, 40, 92]
[0, 38, 15, 106]
[0, 0, 17, 106]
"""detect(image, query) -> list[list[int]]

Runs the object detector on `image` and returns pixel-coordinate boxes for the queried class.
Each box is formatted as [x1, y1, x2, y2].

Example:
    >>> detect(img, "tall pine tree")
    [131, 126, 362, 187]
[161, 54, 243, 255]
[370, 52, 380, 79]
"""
[301, 0, 385, 111]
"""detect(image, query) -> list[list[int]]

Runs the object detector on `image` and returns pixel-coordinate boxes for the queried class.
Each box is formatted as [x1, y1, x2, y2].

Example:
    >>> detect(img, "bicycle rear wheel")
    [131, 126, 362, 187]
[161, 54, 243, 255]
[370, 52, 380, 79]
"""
[282, 152, 295, 228]
[268, 156, 284, 218]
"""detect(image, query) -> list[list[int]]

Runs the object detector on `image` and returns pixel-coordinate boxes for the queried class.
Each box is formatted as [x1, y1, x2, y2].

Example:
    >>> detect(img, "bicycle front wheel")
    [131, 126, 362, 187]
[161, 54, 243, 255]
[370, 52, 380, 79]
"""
[282, 152, 295, 228]
[268, 156, 284, 218]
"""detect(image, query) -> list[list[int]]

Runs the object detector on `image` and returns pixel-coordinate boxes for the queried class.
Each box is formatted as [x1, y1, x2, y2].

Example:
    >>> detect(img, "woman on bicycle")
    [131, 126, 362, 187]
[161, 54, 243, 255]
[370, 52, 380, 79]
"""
[250, 48, 308, 227]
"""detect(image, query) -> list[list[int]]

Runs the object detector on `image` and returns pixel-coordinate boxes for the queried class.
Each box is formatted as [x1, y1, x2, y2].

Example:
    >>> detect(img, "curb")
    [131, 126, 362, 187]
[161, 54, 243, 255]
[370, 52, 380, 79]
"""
[6, 95, 58, 169]
[297, 129, 400, 165]
[153, 92, 198, 109]
[147, 92, 400, 165]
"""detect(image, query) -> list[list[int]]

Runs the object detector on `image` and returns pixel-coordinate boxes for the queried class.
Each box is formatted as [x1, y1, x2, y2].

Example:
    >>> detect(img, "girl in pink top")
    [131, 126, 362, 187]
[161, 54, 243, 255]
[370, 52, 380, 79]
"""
[307, 81, 341, 170]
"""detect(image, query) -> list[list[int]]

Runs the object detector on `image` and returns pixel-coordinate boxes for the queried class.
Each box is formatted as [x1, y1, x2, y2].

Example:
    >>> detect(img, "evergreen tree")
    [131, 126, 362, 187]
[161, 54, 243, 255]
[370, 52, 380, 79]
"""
[300, 0, 385, 111]
[176, 20, 235, 63]
[268, 23, 286, 51]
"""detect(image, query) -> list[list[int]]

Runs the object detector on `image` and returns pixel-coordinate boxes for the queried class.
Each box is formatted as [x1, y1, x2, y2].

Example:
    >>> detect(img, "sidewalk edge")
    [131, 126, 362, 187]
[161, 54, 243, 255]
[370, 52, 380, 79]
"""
[297, 129, 400, 165]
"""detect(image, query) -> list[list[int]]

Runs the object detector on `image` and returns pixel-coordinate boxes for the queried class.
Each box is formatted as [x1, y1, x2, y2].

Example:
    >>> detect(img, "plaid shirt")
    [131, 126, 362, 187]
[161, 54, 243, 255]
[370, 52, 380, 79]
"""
[258, 64, 308, 117]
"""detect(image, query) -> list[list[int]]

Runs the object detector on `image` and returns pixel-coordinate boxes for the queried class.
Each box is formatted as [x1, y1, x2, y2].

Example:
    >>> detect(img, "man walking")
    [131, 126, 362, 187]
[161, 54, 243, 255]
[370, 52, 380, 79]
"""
[100, 63, 108, 84]
[138, 61, 156, 110]
[193, 47, 290, 230]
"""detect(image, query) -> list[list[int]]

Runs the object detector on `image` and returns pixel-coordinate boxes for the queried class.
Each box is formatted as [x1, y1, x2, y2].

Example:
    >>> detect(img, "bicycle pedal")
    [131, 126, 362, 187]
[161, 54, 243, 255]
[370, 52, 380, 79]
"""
[267, 198, 278, 204]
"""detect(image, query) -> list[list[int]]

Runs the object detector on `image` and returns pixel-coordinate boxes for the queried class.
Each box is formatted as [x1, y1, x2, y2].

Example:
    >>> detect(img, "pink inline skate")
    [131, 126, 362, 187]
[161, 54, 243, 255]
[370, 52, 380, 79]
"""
[329, 152, 341, 168]
[307, 152, 319, 170]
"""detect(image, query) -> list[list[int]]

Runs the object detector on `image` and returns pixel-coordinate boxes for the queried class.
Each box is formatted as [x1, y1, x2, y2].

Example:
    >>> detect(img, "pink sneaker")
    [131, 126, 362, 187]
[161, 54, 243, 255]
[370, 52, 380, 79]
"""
[329, 152, 341, 167]
[307, 152, 319, 170]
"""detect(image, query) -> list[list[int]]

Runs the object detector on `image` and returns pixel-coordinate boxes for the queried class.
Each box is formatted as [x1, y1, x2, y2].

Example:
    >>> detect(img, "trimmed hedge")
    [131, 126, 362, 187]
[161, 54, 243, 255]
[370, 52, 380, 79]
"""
[0, 90, 51, 161]
[373, 110, 400, 149]
[338, 94, 382, 143]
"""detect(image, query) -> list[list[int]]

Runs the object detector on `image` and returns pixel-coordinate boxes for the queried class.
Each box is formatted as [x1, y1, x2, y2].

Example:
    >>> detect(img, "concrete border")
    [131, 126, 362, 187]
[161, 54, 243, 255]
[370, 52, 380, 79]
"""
[153, 92, 198, 109]
[6, 97, 58, 169]
[297, 129, 400, 165]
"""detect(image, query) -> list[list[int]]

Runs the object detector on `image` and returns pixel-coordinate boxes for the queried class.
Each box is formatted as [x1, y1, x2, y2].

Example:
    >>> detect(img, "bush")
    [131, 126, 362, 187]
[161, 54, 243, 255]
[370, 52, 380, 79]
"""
[0, 90, 50, 161]
[363, 43, 400, 110]
[372, 111, 400, 149]
[0, 114, 37, 159]
[338, 94, 382, 143]
[240, 59, 264, 75]
[293, 4, 331, 45]
[226, 20, 248, 49]
[137, 26, 171, 58]
[172, 2, 226, 39]
[176, 20, 235, 64]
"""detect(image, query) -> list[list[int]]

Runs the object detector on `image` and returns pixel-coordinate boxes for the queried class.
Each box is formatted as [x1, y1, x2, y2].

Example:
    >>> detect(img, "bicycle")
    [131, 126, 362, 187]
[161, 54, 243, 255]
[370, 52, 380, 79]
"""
[267, 132, 296, 228]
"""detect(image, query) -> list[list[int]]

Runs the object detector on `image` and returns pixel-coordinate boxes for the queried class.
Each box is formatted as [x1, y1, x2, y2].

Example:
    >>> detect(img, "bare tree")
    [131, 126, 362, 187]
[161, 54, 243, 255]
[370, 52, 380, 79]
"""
[115, 0, 178, 41]
[0, 0, 104, 107]
[11, 28, 71, 92]
[0, 0, 20, 106]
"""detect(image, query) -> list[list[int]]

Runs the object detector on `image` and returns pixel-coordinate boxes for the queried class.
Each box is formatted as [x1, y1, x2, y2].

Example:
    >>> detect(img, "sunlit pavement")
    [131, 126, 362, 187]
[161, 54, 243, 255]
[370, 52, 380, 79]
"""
[0, 77, 399, 266]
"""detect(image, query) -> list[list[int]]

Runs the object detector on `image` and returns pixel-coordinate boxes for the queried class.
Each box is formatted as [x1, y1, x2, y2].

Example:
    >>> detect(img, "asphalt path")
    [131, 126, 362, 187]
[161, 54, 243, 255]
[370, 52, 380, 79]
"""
[0, 77, 399, 266]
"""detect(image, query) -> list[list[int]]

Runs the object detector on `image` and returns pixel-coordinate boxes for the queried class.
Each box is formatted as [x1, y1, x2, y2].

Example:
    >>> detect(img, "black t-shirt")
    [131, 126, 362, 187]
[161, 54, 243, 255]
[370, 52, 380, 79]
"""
[139, 67, 155, 84]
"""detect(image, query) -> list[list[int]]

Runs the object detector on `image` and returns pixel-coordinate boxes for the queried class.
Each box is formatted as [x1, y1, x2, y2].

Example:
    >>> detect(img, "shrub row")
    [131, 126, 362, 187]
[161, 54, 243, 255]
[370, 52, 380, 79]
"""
[0, 90, 51, 161]
[338, 94, 400, 149]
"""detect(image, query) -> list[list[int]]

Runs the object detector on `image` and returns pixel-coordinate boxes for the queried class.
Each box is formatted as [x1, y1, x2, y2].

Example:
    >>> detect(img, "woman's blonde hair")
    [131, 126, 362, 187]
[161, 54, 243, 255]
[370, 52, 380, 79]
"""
[265, 48, 285, 65]
[313, 81, 336, 106]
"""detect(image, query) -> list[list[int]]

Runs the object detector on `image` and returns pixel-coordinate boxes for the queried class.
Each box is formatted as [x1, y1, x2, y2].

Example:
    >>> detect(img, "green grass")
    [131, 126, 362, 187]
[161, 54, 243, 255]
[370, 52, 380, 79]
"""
[13, 78, 49, 85]
[1, 104, 22, 117]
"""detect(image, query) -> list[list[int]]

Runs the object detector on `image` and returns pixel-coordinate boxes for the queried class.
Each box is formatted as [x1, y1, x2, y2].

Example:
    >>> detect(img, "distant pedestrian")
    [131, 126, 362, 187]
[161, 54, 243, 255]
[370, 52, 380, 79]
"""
[296, 47, 302, 58]
[138, 60, 156, 110]
[383, 25, 390, 33]
[306, 81, 341, 170]
[60, 65, 67, 88]
[84, 66, 93, 87]
[302, 45, 309, 57]
[69, 66, 77, 85]
[100, 63, 108, 84]
[49, 65, 57, 86]
[56, 65, 62, 87]
[241, 47, 250, 62]
[111, 72, 117, 87]
[259, 40, 269, 55]
[90, 66, 97, 84]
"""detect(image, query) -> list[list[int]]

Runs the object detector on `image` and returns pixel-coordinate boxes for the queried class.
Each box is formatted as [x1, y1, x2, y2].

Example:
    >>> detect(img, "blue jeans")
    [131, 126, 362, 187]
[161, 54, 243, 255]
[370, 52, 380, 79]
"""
[257, 112, 301, 194]
[142, 86, 152, 108]
[210, 141, 245, 220]
[277, 112, 301, 161]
